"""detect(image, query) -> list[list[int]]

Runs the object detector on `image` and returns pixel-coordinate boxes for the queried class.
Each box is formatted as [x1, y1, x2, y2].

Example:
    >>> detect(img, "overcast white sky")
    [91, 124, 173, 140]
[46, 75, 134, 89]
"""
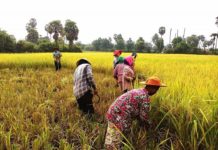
[0, 0, 217, 44]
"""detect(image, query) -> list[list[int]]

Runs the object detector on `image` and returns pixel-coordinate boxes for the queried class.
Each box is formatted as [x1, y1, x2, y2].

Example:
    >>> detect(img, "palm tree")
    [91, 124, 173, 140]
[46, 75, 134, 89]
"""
[215, 16, 218, 27]
[215, 34, 218, 50]
[215, 17, 218, 50]
[169, 28, 172, 44]
[203, 41, 208, 51]
[64, 20, 79, 50]
[197, 35, 205, 48]
[159, 26, 166, 38]
[45, 24, 53, 39]
[45, 20, 63, 47]
[210, 33, 218, 50]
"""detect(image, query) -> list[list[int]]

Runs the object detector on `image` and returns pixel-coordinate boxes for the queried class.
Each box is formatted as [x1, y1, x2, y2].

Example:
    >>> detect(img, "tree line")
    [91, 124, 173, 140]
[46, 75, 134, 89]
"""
[0, 18, 80, 53]
[85, 21, 218, 54]
[0, 17, 218, 54]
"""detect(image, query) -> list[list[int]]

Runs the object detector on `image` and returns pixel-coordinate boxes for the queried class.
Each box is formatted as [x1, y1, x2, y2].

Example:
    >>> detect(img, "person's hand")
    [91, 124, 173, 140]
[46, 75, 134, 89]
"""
[115, 83, 119, 87]
[126, 77, 133, 81]
[93, 89, 98, 95]
[144, 120, 152, 130]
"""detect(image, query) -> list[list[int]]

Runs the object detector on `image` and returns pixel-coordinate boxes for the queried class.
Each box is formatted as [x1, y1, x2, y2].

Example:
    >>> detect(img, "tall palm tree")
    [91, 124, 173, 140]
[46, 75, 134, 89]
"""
[210, 33, 218, 49]
[197, 35, 205, 48]
[215, 17, 218, 49]
[64, 20, 79, 50]
[203, 41, 208, 50]
[45, 20, 63, 47]
[215, 16, 218, 27]
[169, 28, 172, 44]
[159, 26, 166, 38]
[215, 34, 218, 49]
[45, 24, 53, 39]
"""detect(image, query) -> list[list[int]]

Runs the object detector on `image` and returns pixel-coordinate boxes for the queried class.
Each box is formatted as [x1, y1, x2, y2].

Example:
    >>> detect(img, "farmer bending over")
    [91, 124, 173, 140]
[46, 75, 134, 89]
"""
[113, 50, 123, 69]
[114, 56, 135, 93]
[104, 76, 166, 149]
[131, 52, 137, 60]
[73, 58, 98, 118]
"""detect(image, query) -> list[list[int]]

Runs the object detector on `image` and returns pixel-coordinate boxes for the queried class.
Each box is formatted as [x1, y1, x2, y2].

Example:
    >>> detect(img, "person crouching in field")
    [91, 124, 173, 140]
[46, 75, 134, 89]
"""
[113, 50, 123, 69]
[125, 52, 137, 70]
[113, 57, 124, 87]
[104, 76, 166, 149]
[53, 48, 62, 71]
[114, 56, 135, 93]
[73, 58, 98, 118]
[131, 52, 137, 61]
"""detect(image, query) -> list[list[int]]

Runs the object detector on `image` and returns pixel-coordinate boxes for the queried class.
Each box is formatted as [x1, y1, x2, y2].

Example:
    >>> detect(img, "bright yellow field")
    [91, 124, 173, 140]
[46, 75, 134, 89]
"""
[0, 52, 217, 149]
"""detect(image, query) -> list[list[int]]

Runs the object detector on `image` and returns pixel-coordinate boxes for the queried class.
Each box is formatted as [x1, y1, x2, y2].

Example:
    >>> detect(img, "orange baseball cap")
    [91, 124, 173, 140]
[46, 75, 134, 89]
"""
[140, 76, 166, 87]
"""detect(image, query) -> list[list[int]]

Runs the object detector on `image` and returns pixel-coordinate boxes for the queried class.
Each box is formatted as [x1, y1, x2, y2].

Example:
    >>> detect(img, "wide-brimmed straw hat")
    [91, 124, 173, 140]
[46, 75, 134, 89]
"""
[76, 58, 91, 66]
[140, 76, 166, 87]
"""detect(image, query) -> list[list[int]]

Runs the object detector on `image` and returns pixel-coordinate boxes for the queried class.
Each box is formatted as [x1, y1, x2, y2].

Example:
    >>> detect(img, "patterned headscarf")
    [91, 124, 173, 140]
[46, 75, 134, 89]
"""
[113, 50, 122, 56]
[124, 56, 134, 67]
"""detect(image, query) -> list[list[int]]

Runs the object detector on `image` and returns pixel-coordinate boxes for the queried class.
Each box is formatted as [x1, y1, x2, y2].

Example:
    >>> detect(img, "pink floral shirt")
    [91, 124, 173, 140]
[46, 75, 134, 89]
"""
[106, 88, 150, 132]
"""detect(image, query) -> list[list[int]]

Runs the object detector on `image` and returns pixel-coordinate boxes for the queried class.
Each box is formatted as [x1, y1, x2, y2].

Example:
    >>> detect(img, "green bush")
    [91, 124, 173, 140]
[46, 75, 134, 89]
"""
[16, 40, 36, 52]
[163, 44, 174, 53]
[0, 29, 16, 52]
[174, 41, 190, 53]
[37, 41, 55, 52]
[74, 45, 82, 52]
[66, 45, 82, 52]
[191, 48, 202, 54]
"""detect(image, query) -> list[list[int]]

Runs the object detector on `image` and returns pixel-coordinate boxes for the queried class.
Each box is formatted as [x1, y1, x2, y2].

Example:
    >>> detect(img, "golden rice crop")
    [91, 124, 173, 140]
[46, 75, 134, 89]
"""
[0, 52, 217, 149]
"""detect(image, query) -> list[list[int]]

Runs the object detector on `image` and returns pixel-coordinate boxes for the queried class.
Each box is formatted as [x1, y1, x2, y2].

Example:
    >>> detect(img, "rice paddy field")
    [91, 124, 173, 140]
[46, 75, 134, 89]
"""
[0, 52, 217, 150]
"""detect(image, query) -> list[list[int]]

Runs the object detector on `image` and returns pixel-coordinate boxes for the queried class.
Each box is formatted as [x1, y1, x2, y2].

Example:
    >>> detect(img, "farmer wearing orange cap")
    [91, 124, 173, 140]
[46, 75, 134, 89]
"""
[104, 76, 166, 149]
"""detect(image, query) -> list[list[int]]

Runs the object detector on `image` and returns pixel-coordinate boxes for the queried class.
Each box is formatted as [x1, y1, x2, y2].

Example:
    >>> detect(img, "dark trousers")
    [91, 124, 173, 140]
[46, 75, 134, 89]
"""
[54, 61, 61, 71]
[77, 91, 94, 115]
